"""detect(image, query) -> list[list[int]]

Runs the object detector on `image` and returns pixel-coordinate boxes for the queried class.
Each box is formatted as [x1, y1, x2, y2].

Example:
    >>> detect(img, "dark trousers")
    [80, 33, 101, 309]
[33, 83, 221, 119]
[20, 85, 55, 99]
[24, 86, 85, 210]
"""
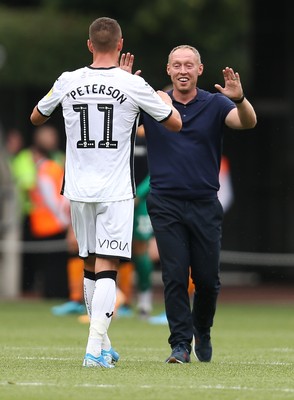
[147, 193, 223, 349]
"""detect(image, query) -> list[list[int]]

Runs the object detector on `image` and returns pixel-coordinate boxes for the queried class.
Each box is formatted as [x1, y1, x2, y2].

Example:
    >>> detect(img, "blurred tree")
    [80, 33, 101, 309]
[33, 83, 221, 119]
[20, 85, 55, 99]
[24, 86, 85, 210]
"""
[0, 0, 41, 6]
[0, 0, 252, 148]
[0, 1, 252, 89]
[0, 8, 89, 86]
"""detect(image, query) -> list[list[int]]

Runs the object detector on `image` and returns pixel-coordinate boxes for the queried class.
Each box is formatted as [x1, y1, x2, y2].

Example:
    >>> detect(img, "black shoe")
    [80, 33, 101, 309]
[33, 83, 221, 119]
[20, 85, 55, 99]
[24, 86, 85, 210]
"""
[193, 328, 212, 362]
[165, 343, 191, 364]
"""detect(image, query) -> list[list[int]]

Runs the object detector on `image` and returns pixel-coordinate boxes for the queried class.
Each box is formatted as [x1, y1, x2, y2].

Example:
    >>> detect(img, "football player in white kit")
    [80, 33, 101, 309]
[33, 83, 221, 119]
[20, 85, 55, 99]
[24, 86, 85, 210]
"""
[30, 17, 182, 368]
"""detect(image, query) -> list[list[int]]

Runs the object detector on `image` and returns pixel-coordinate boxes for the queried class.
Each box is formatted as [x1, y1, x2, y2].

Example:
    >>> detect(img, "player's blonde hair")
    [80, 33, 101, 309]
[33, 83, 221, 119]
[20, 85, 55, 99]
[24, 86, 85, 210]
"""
[168, 45, 201, 64]
[89, 17, 122, 53]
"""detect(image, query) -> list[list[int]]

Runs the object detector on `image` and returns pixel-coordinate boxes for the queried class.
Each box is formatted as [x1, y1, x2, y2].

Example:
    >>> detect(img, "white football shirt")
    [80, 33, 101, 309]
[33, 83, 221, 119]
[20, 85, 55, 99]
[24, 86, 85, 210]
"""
[37, 66, 172, 202]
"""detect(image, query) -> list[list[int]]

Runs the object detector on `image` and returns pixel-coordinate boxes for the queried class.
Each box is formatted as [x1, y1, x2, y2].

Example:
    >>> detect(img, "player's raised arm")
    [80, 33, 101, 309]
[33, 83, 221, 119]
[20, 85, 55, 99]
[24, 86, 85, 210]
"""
[30, 106, 50, 126]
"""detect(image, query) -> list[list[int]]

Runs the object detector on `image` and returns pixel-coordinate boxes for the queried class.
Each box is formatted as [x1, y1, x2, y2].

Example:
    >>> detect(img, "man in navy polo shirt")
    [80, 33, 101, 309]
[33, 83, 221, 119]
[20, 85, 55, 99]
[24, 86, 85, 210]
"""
[141, 45, 257, 363]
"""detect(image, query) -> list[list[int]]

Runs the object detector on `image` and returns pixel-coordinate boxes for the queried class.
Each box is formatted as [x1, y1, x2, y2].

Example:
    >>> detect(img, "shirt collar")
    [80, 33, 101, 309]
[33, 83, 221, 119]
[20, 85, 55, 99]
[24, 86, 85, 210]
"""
[169, 88, 204, 106]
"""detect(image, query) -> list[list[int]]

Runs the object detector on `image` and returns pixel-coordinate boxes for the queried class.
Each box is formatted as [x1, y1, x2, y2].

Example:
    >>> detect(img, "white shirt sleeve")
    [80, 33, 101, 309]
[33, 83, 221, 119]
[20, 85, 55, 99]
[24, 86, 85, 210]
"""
[130, 75, 172, 122]
[37, 72, 68, 117]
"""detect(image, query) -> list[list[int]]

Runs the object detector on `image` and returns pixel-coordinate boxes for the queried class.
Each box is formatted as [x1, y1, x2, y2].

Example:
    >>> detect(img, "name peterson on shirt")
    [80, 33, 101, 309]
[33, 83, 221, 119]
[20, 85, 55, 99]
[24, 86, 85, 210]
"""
[69, 84, 127, 104]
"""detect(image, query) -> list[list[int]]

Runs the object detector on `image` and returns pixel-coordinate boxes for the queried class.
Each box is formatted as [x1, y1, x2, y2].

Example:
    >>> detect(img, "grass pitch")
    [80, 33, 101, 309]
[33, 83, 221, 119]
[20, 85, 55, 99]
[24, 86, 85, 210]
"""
[0, 299, 293, 400]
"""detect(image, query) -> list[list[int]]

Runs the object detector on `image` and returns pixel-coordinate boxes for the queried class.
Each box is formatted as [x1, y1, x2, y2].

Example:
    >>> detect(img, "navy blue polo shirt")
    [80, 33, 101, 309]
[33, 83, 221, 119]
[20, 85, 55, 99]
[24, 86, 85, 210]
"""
[141, 88, 235, 200]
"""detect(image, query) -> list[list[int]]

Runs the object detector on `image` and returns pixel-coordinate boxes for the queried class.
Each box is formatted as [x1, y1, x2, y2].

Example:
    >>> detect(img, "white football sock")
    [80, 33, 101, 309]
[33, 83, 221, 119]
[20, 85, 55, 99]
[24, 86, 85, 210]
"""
[102, 333, 111, 351]
[84, 272, 113, 351]
[83, 277, 95, 318]
[85, 276, 116, 357]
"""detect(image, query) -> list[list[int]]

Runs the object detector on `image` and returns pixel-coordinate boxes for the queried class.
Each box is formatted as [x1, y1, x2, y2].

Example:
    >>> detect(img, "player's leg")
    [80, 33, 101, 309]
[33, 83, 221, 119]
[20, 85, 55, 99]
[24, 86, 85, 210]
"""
[133, 239, 153, 318]
[93, 199, 134, 364]
[70, 201, 96, 317]
[85, 257, 119, 367]
[87, 199, 134, 367]
[116, 261, 134, 317]
[70, 201, 113, 367]
[83, 256, 96, 318]
[133, 200, 154, 318]
[80, 254, 118, 363]
[71, 199, 133, 367]
[67, 256, 84, 304]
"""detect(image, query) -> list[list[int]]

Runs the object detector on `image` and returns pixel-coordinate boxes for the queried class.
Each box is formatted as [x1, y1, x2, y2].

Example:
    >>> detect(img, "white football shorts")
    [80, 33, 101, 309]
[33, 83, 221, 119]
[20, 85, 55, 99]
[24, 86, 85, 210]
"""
[70, 198, 134, 260]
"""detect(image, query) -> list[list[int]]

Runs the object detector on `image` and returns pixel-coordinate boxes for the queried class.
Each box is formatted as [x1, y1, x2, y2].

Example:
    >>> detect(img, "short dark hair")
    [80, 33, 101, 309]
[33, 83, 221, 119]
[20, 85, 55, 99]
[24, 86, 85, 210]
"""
[89, 17, 122, 52]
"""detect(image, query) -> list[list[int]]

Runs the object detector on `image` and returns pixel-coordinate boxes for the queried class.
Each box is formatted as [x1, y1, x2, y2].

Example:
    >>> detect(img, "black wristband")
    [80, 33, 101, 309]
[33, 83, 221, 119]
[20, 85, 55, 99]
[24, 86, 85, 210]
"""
[231, 94, 245, 104]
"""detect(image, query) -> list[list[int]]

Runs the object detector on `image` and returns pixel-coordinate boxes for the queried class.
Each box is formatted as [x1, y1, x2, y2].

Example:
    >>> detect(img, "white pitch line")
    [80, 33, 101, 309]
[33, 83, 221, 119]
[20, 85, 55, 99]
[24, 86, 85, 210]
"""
[0, 382, 293, 393]
[3, 346, 78, 351]
[198, 385, 294, 393]
[14, 356, 293, 366]
[220, 361, 293, 366]
[272, 348, 294, 352]
[17, 356, 77, 361]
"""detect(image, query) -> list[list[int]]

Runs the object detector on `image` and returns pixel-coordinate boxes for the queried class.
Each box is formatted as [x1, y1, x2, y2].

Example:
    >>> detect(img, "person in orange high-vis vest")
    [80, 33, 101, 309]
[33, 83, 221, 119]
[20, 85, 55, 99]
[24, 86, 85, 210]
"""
[29, 159, 69, 238]
[27, 127, 70, 298]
